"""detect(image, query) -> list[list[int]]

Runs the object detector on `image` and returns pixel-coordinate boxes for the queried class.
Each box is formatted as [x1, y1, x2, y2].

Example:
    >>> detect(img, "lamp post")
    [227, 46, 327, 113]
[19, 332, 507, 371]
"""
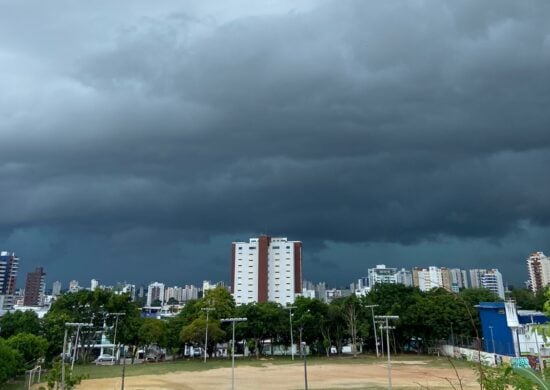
[489, 326, 495, 354]
[202, 308, 214, 363]
[221, 317, 247, 390]
[376, 320, 385, 357]
[62, 322, 93, 390]
[375, 315, 399, 390]
[365, 305, 379, 357]
[107, 313, 125, 365]
[299, 327, 308, 390]
[284, 306, 296, 360]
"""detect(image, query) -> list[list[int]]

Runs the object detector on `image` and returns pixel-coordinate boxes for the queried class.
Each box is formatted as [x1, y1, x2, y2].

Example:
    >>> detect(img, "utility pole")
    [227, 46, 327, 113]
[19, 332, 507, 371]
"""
[62, 322, 93, 389]
[375, 315, 399, 390]
[221, 317, 247, 390]
[299, 327, 308, 390]
[202, 308, 215, 363]
[365, 305, 379, 357]
[284, 306, 296, 360]
[107, 313, 125, 365]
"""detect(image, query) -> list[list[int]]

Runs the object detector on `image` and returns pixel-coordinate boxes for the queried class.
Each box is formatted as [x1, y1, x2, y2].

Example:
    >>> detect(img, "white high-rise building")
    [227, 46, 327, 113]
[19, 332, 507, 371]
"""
[231, 236, 302, 306]
[146, 282, 165, 306]
[469, 268, 506, 299]
[527, 252, 550, 294]
[90, 279, 99, 291]
[480, 269, 505, 299]
[413, 266, 444, 292]
[448, 268, 468, 292]
[52, 281, 62, 296]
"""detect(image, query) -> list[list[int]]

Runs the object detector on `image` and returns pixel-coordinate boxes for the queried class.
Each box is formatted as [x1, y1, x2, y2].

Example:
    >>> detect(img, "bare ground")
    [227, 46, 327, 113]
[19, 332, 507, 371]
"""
[76, 361, 479, 390]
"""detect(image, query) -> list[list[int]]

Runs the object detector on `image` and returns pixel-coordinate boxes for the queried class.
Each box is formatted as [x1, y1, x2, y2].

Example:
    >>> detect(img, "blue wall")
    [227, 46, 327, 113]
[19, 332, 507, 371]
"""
[477, 302, 549, 356]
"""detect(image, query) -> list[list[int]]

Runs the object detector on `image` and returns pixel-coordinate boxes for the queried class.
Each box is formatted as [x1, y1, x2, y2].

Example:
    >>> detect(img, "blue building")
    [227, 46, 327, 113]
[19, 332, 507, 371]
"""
[477, 301, 549, 356]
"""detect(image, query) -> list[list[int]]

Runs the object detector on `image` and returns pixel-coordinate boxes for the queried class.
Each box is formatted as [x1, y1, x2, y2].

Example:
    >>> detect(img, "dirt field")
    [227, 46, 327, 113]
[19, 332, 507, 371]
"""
[76, 360, 480, 389]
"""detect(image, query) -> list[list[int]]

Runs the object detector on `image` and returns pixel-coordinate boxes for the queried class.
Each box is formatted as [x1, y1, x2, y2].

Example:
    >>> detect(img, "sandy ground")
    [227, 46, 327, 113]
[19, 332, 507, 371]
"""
[75, 361, 480, 390]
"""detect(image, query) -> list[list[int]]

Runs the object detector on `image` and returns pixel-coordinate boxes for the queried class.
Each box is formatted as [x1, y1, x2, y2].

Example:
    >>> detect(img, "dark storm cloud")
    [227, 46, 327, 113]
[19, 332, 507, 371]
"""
[1, 1, 549, 284]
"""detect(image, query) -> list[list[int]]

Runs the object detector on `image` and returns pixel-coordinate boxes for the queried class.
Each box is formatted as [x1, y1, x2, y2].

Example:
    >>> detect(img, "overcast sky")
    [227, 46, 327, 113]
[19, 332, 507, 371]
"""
[1, 1, 549, 289]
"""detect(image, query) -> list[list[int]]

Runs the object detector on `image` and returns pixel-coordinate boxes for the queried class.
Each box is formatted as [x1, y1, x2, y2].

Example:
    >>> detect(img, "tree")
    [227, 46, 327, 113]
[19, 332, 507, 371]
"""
[200, 287, 235, 319]
[180, 317, 225, 357]
[507, 287, 545, 311]
[338, 294, 366, 357]
[0, 339, 21, 386]
[138, 318, 167, 353]
[6, 333, 48, 369]
[45, 360, 87, 390]
[0, 310, 41, 339]
[293, 297, 333, 355]
[234, 302, 285, 358]
[44, 289, 141, 363]
[151, 299, 162, 307]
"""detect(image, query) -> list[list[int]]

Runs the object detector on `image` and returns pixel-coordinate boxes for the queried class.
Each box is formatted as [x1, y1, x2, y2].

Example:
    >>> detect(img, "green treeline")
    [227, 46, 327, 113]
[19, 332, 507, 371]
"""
[0, 284, 540, 386]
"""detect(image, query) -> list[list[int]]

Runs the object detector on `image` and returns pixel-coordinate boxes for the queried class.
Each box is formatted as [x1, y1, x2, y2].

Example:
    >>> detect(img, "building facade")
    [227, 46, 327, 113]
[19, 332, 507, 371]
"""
[367, 264, 412, 290]
[52, 280, 62, 296]
[146, 282, 165, 306]
[0, 251, 19, 310]
[23, 267, 46, 306]
[526, 251, 550, 294]
[469, 268, 505, 299]
[231, 236, 302, 306]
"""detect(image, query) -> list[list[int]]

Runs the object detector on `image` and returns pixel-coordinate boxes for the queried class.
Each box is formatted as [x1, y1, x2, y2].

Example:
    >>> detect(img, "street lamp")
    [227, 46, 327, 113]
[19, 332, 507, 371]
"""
[107, 313, 126, 365]
[221, 317, 247, 390]
[375, 320, 385, 357]
[202, 308, 215, 363]
[489, 326, 495, 353]
[299, 327, 308, 390]
[364, 304, 379, 357]
[284, 306, 296, 360]
[62, 322, 93, 390]
[375, 315, 399, 390]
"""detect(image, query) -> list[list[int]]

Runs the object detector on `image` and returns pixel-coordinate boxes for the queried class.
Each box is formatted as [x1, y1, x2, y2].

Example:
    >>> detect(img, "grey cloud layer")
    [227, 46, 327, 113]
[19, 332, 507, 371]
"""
[1, 1, 549, 283]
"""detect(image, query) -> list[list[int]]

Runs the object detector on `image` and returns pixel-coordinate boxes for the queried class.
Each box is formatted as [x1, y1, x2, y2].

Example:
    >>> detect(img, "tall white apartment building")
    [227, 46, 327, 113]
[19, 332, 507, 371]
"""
[52, 281, 62, 296]
[90, 279, 99, 290]
[182, 285, 199, 301]
[527, 252, 550, 294]
[480, 269, 505, 299]
[146, 282, 165, 306]
[448, 268, 468, 292]
[231, 236, 302, 306]
[413, 266, 444, 292]
[469, 268, 505, 299]
[165, 286, 183, 302]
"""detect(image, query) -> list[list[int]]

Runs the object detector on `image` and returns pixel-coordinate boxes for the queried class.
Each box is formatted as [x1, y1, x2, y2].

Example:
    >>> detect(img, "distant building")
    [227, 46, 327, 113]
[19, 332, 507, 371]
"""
[0, 251, 19, 310]
[367, 265, 412, 290]
[231, 236, 302, 306]
[23, 267, 46, 306]
[447, 268, 468, 292]
[52, 281, 62, 296]
[182, 285, 199, 301]
[90, 279, 99, 290]
[413, 266, 444, 291]
[68, 280, 81, 293]
[469, 268, 505, 299]
[146, 282, 165, 306]
[526, 251, 550, 294]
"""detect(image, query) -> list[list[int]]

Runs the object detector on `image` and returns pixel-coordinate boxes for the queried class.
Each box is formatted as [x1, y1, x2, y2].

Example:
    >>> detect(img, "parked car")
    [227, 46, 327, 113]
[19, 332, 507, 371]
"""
[94, 354, 114, 365]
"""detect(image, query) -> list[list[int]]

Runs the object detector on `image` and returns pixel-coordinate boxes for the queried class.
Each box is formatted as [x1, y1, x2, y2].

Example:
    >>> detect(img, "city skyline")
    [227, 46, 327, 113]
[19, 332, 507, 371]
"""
[1, 1, 550, 286]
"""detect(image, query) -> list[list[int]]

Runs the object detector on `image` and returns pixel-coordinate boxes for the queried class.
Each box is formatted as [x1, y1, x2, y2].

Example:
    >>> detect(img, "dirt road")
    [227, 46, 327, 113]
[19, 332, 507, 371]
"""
[76, 360, 479, 389]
